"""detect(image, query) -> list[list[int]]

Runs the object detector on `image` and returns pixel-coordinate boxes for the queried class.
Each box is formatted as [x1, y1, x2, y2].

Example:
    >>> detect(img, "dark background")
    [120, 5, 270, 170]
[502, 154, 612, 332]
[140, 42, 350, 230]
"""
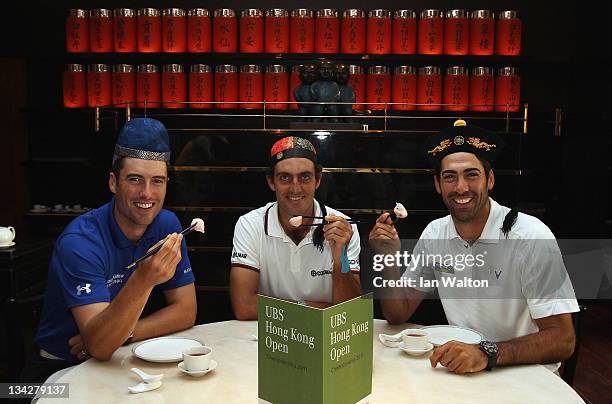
[0, 0, 610, 387]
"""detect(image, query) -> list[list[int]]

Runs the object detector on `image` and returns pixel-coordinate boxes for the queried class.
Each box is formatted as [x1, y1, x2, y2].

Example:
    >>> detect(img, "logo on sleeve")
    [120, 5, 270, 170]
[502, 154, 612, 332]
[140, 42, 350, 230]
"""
[76, 283, 92, 296]
[232, 251, 247, 259]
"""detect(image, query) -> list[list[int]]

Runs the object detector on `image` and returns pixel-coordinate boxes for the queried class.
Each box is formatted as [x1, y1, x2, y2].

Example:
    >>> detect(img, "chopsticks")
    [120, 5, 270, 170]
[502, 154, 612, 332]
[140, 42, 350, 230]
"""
[124, 223, 197, 270]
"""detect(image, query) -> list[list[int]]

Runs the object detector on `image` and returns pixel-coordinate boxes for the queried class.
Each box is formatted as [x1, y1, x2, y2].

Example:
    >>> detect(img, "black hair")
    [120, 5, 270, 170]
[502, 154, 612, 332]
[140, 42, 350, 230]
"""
[312, 202, 327, 252]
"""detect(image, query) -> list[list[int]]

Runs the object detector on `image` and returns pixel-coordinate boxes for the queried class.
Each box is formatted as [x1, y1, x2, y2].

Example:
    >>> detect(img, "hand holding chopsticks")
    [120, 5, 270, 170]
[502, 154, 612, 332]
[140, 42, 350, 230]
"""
[125, 218, 205, 270]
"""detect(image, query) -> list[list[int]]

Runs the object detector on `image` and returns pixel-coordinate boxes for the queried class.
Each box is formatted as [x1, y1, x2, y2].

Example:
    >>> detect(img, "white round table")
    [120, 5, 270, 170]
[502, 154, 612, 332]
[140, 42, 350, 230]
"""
[38, 320, 584, 403]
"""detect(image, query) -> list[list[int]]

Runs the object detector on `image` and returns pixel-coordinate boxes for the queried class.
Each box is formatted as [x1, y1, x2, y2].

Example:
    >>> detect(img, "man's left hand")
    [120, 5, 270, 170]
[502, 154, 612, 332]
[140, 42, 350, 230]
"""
[69, 334, 89, 361]
[429, 341, 488, 374]
[323, 215, 353, 259]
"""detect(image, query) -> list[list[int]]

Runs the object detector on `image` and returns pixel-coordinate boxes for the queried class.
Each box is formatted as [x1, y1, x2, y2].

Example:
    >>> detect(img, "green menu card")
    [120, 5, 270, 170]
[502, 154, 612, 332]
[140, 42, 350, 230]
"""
[258, 293, 373, 404]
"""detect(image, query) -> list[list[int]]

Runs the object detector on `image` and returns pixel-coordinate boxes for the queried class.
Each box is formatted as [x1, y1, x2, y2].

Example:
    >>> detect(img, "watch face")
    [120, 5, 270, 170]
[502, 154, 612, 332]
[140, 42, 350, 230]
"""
[481, 341, 498, 355]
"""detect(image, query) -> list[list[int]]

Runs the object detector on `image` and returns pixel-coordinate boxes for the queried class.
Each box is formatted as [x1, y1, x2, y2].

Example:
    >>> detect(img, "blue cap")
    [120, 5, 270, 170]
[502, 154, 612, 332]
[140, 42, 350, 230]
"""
[113, 118, 170, 163]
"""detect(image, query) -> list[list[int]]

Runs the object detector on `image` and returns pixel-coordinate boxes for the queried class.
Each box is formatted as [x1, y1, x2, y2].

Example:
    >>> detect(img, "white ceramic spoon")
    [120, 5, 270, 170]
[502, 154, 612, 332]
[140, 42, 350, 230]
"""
[131, 367, 163, 384]
[378, 331, 404, 347]
[128, 381, 162, 394]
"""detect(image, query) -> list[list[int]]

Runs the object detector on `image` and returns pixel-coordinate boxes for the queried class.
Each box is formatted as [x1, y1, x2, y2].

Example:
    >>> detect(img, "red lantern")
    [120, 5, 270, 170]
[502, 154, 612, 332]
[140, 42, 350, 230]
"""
[189, 64, 213, 109]
[89, 9, 113, 53]
[418, 9, 443, 55]
[367, 9, 392, 54]
[496, 11, 521, 56]
[136, 64, 161, 108]
[341, 9, 365, 54]
[137, 8, 161, 53]
[264, 65, 289, 110]
[417, 66, 442, 111]
[470, 67, 494, 112]
[444, 10, 469, 55]
[63, 64, 87, 108]
[215, 65, 238, 108]
[348, 65, 365, 110]
[495, 67, 521, 112]
[315, 9, 339, 53]
[112, 64, 136, 107]
[163, 9, 187, 53]
[392, 10, 417, 54]
[470, 10, 494, 55]
[392, 66, 416, 111]
[443, 66, 469, 111]
[213, 9, 237, 53]
[239, 65, 263, 109]
[66, 9, 89, 53]
[290, 9, 314, 53]
[162, 64, 186, 108]
[188, 9, 211, 53]
[265, 9, 289, 53]
[240, 9, 263, 53]
[366, 66, 391, 110]
[87, 64, 111, 107]
[113, 9, 136, 53]
[289, 65, 303, 109]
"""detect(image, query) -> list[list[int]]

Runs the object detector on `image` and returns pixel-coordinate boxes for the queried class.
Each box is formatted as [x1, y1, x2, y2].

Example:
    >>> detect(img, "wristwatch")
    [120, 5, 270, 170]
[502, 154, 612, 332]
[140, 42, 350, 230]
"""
[479, 340, 499, 371]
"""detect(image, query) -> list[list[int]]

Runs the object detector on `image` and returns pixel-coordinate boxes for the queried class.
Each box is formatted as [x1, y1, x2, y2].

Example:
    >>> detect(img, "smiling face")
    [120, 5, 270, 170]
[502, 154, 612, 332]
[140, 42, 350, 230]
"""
[266, 157, 321, 221]
[109, 157, 168, 241]
[434, 152, 494, 224]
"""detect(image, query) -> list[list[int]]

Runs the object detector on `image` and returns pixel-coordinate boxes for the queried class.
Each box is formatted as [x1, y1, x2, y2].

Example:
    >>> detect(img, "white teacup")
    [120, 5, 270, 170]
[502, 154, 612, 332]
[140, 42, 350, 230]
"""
[401, 329, 429, 350]
[0, 226, 15, 245]
[183, 346, 212, 372]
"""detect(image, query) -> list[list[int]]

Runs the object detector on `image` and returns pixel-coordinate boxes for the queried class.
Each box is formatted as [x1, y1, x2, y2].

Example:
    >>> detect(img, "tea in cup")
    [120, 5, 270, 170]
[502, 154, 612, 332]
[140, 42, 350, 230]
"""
[183, 346, 212, 372]
[0, 226, 15, 246]
[401, 329, 429, 350]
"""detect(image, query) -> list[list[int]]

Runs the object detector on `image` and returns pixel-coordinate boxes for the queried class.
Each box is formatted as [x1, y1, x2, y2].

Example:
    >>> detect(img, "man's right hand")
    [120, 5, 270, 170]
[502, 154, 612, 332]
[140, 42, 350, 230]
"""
[368, 212, 401, 254]
[136, 233, 183, 287]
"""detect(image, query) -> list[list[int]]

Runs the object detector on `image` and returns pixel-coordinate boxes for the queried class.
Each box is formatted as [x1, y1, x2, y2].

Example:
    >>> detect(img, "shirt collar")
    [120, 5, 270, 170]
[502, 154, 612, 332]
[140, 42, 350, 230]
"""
[264, 200, 321, 244]
[108, 197, 158, 249]
[448, 197, 502, 244]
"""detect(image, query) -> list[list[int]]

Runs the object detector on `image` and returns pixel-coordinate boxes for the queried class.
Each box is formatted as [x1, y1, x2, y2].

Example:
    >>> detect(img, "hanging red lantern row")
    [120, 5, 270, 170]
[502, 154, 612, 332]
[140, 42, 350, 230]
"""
[67, 8, 521, 55]
[64, 63, 521, 112]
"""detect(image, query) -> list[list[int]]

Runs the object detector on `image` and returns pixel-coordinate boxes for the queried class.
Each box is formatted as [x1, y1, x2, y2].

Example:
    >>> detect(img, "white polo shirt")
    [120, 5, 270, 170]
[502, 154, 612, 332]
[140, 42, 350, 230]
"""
[406, 198, 579, 358]
[231, 201, 361, 303]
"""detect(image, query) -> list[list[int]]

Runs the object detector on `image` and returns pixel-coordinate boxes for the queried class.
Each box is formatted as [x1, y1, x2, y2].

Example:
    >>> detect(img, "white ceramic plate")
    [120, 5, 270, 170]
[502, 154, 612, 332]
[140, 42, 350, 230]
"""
[421, 325, 483, 346]
[0, 242, 16, 248]
[132, 337, 203, 363]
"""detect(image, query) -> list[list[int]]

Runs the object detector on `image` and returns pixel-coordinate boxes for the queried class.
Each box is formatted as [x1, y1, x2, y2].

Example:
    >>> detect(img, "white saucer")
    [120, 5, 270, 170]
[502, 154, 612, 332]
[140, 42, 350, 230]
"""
[0, 242, 15, 248]
[178, 360, 217, 377]
[398, 341, 434, 356]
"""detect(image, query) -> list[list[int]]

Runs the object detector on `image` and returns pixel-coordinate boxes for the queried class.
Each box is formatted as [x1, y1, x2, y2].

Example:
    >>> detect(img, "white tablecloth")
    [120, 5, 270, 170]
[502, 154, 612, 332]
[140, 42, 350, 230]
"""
[38, 320, 584, 403]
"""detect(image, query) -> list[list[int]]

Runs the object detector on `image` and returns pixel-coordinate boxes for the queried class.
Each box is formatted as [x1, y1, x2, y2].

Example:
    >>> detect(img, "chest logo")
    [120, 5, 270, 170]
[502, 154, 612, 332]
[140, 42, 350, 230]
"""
[494, 269, 502, 279]
[76, 283, 92, 296]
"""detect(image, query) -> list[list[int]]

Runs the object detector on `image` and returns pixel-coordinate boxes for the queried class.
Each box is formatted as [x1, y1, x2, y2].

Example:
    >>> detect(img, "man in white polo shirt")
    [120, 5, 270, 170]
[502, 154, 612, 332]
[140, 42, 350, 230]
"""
[369, 120, 579, 374]
[230, 136, 361, 320]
